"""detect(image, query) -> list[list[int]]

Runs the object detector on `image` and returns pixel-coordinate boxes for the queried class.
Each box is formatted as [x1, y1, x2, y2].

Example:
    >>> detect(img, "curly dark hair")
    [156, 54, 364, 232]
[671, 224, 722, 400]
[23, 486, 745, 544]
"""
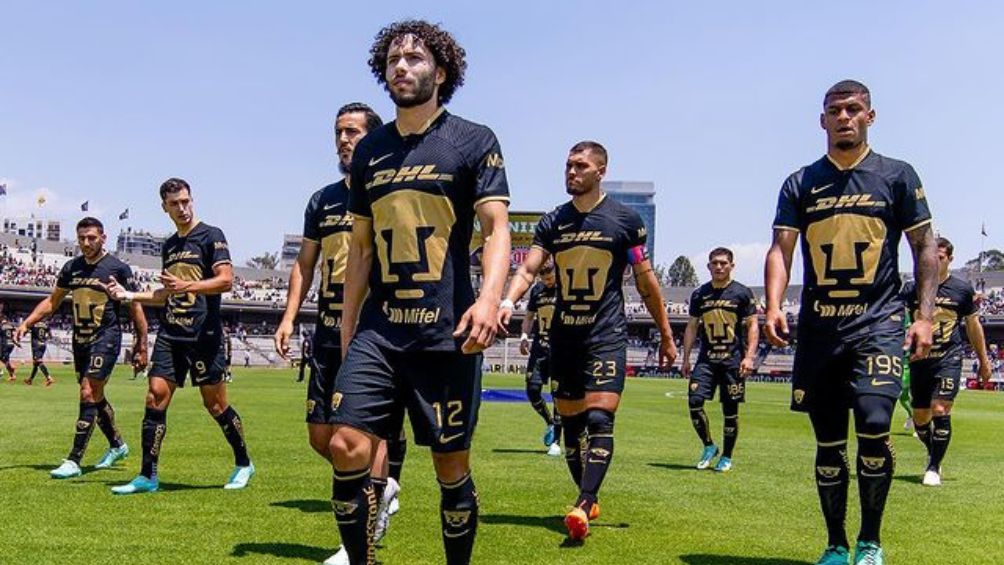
[368, 19, 467, 105]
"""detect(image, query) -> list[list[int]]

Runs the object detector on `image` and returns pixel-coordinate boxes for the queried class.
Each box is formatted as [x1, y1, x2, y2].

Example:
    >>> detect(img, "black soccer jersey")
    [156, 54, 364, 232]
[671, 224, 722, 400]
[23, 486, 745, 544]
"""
[56, 254, 137, 345]
[1, 320, 14, 348]
[160, 222, 231, 341]
[773, 149, 932, 338]
[527, 281, 558, 353]
[532, 195, 648, 348]
[348, 109, 510, 351]
[689, 280, 757, 368]
[901, 275, 976, 360]
[303, 180, 353, 349]
[31, 322, 50, 349]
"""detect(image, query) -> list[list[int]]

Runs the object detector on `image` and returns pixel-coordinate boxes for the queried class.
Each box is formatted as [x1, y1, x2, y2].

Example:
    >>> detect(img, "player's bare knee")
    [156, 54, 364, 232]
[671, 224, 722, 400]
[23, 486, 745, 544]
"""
[432, 451, 470, 484]
[931, 402, 952, 417]
[329, 427, 372, 469]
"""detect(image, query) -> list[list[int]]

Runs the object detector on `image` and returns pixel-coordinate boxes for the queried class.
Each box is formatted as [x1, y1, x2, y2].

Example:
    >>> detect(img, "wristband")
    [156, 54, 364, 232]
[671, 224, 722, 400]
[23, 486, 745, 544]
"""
[122, 290, 135, 303]
[520, 333, 529, 341]
[500, 298, 514, 310]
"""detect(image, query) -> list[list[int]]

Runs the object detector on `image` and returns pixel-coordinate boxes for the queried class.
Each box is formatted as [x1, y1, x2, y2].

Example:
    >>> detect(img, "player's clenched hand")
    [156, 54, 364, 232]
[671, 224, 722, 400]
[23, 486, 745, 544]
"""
[13, 324, 28, 346]
[739, 356, 755, 378]
[978, 358, 993, 385]
[681, 359, 692, 379]
[274, 321, 293, 359]
[160, 270, 191, 294]
[905, 318, 933, 362]
[659, 334, 677, 370]
[133, 344, 149, 372]
[764, 308, 789, 347]
[99, 278, 128, 301]
[496, 302, 513, 337]
[455, 298, 498, 354]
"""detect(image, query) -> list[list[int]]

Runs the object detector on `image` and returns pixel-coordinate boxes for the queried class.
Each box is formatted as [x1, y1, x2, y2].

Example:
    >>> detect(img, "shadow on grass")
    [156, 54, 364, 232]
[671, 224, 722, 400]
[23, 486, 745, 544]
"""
[481, 513, 567, 535]
[91, 479, 219, 492]
[270, 499, 330, 513]
[681, 555, 812, 565]
[491, 448, 547, 455]
[647, 462, 698, 472]
[232, 542, 332, 562]
[0, 463, 57, 473]
[893, 473, 953, 485]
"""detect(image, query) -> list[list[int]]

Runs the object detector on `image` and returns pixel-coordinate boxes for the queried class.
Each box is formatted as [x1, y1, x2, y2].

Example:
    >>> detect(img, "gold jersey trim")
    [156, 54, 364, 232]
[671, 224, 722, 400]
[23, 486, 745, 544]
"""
[904, 218, 933, 233]
[473, 195, 510, 210]
[825, 146, 871, 171]
[211, 260, 232, 269]
[396, 107, 445, 137]
[773, 224, 800, 233]
[572, 192, 607, 214]
[301, 236, 319, 243]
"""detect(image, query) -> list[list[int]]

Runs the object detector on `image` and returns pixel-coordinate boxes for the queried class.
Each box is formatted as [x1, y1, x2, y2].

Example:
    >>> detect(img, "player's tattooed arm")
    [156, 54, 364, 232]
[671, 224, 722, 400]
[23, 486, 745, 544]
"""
[633, 259, 677, 367]
[340, 217, 375, 354]
[276, 239, 320, 358]
[905, 223, 937, 360]
[455, 200, 511, 354]
[764, 228, 797, 346]
[15, 287, 68, 343]
[498, 246, 548, 334]
[130, 301, 149, 370]
[681, 317, 699, 378]
[965, 314, 993, 384]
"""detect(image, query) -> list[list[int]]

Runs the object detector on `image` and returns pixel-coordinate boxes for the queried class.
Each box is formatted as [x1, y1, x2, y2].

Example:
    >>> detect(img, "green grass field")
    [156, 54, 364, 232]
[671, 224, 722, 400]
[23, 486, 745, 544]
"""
[1, 367, 1002, 564]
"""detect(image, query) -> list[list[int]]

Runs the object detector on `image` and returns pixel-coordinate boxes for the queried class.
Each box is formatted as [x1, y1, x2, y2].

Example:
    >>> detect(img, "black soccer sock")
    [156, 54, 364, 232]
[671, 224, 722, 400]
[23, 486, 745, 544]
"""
[576, 409, 615, 516]
[854, 395, 896, 544]
[332, 467, 377, 565]
[140, 407, 167, 480]
[689, 397, 714, 447]
[552, 410, 563, 445]
[214, 406, 251, 467]
[39, 363, 50, 378]
[526, 383, 553, 426]
[387, 435, 407, 484]
[914, 419, 933, 456]
[439, 473, 479, 565]
[29, 364, 38, 381]
[722, 401, 739, 458]
[95, 398, 124, 448]
[561, 412, 586, 487]
[67, 402, 99, 464]
[929, 415, 952, 471]
[371, 477, 388, 504]
[815, 441, 850, 549]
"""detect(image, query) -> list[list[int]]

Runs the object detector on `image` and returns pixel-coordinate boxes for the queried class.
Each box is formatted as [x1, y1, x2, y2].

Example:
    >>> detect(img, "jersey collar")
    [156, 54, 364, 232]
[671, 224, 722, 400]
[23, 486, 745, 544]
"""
[177, 220, 202, 238]
[395, 107, 446, 137]
[825, 145, 872, 171]
[84, 251, 108, 266]
[572, 191, 607, 214]
[711, 278, 732, 290]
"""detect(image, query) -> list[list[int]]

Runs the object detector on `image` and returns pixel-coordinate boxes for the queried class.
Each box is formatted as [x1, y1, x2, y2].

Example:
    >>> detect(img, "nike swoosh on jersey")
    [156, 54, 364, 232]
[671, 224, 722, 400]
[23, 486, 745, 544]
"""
[810, 183, 835, 194]
[870, 379, 896, 387]
[557, 223, 575, 230]
[323, 203, 342, 210]
[438, 432, 464, 444]
[594, 378, 615, 385]
[368, 153, 394, 167]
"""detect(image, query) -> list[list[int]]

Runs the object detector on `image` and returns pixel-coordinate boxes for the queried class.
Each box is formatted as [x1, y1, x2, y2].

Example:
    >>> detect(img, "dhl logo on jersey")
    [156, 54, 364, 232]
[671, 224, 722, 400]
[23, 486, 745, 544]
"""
[166, 250, 201, 263]
[68, 277, 102, 287]
[701, 299, 737, 309]
[806, 193, 886, 213]
[320, 214, 353, 229]
[367, 165, 454, 190]
[555, 231, 613, 244]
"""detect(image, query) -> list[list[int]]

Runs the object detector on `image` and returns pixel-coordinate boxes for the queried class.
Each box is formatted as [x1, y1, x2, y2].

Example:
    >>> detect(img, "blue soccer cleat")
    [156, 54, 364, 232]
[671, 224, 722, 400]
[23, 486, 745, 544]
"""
[713, 456, 732, 472]
[696, 444, 719, 470]
[815, 545, 850, 565]
[50, 460, 82, 480]
[854, 541, 883, 565]
[94, 444, 130, 469]
[223, 463, 255, 490]
[111, 475, 159, 495]
[543, 424, 556, 446]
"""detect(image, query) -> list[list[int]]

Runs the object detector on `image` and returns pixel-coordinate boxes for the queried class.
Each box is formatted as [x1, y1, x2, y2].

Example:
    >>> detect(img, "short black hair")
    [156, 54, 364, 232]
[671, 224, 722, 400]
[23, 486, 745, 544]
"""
[569, 140, 608, 165]
[539, 260, 554, 275]
[159, 178, 191, 201]
[336, 102, 383, 133]
[824, 79, 871, 108]
[708, 247, 734, 262]
[937, 237, 954, 257]
[369, 20, 467, 105]
[76, 216, 104, 233]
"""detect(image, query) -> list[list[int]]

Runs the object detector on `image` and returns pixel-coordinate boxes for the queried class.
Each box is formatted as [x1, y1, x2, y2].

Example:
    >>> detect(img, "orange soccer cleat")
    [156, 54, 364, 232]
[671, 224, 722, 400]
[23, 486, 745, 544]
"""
[588, 503, 601, 521]
[564, 507, 590, 541]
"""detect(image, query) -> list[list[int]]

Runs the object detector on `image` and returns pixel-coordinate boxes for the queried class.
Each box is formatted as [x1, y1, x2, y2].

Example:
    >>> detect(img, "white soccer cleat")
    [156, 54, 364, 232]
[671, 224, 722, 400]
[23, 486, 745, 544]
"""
[922, 469, 942, 487]
[50, 459, 82, 479]
[374, 477, 401, 542]
[321, 546, 350, 565]
[223, 463, 255, 490]
[386, 478, 401, 516]
[546, 443, 562, 457]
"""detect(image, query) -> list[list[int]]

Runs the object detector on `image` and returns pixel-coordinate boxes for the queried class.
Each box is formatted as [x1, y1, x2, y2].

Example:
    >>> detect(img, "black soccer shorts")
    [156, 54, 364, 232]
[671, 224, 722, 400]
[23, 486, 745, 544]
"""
[72, 335, 121, 381]
[149, 333, 227, 387]
[689, 362, 745, 403]
[525, 347, 552, 387]
[0, 345, 14, 364]
[32, 344, 47, 362]
[549, 340, 626, 400]
[331, 332, 482, 453]
[909, 355, 963, 408]
[306, 345, 342, 424]
[790, 318, 904, 413]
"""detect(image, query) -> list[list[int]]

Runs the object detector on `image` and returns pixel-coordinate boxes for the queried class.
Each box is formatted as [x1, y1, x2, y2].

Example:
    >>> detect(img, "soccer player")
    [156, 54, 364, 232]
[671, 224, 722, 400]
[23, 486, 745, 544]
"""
[901, 237, 992, 486]
[681, 247, 758, 472]
[106, 178, 254, 495]
[15, 217, 149, 478]
[274, 101, 405, 565]
[326, 20, 511, 565]
[25, 320, 54, 386]
[1, 314, 18, 382]
[500, 141, 677, 541]
[520, 261, 562, 456]
[764, 80, 938, 565]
